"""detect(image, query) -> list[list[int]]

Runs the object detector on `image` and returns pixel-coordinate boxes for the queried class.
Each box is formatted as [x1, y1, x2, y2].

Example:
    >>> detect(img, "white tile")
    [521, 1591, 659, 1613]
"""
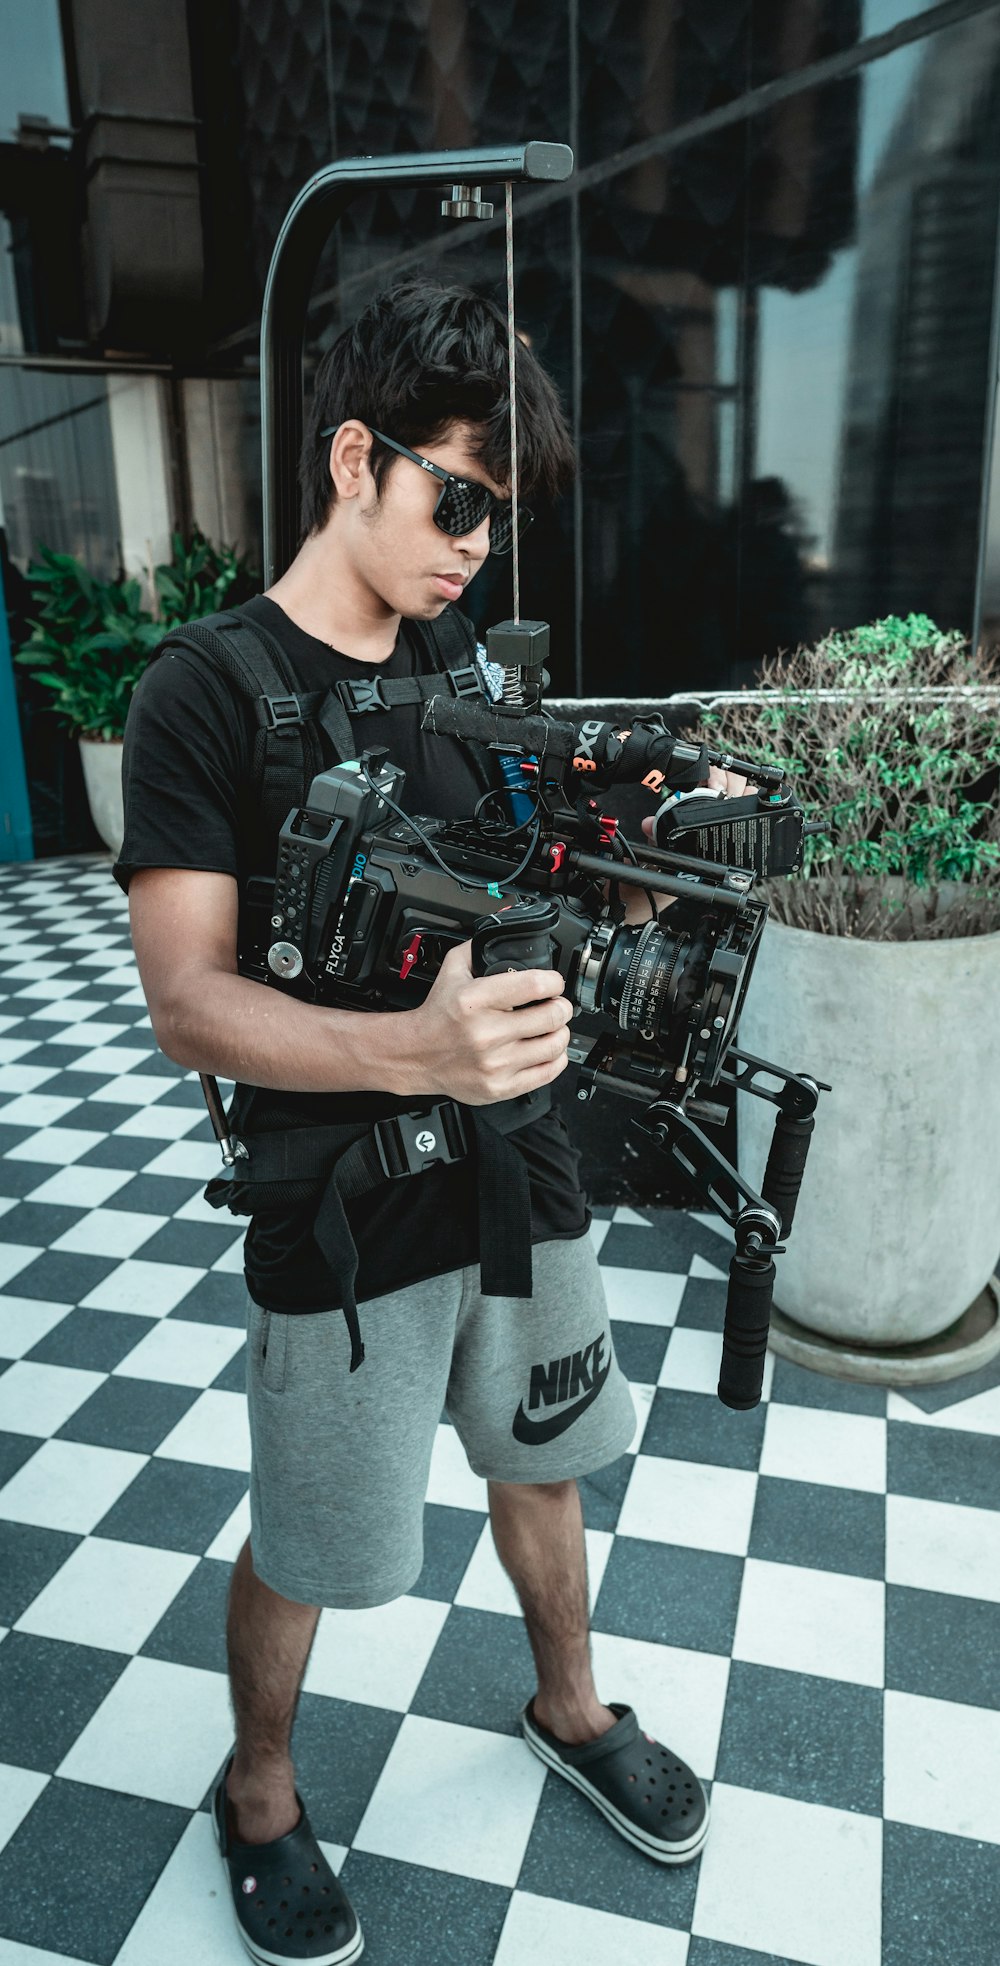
[27, 999, 109, 1025]
[204, 1489, 251, 1563]
[88, 1075, 175, 1107]
[692, 1782, 881, 1966]
[58, 1655, 233, 1806]
[590, 1629, 729, 1780]
[0, 1243, 42, 1290]
[613, 1206, 653, 1228]
[734, 1558, 884, 1687]
[0, 1297, 72, 1359]
[495, 1892, 688, 1966]
[114, 1810, 347, 1966]
[0, 1761, 48, 1854]
[154, 1389, 250, 1470]
[426, 1421, 489, 1511]
[618, 1454, 757, 1557]
[12, 979, 90, 1001]
[456, 1520, 613, 1618]
[688, 1252, 728, 1281]
[17, 1534, 196, 1652]
[884, 1689, 1000, 1844]
[211, 1233, 247, 1273]
[886, 1494, 1000, 1603]
[62, 932, 133, 951]
[45, 1020, 131, 1047]
[1, 960, 72, 980]
[0, 1437, 145, 1532]
[0, 1360, 104, 1439]
[82, 1257, 205, 1318]
[0, 1092, 82, 1128]
[600, 1265, 687, 1327]
[304, 1594, 450, 1710]
[113, 1104, 205, 1141]
[113, 986, 149, 1006]
[760, 1404, 887, 1494]
[588, 1217, 612, 1255]
[0, 1063, 59, 1094]
[0, 1039, 42, 1064]
[22, 1165, 134, 1208]
[659, 1325, 774, 1400]
[142, 1140, 227, 1181]
[115, 1318, 245, 1389]
[626, 1380, 656, 1453]
[174, 1187, 234, 1225]
[354, 1712, 545, 1885]
[916, 1386, 1000, 1438]
[50, 1207, 167, 1259]
[5, 1126, 105, 1165]
[65, 1040, 156, 1070]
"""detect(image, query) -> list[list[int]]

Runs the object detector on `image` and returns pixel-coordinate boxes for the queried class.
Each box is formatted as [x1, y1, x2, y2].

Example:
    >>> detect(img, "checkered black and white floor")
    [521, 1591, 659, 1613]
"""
[0, 853, 999, 1966]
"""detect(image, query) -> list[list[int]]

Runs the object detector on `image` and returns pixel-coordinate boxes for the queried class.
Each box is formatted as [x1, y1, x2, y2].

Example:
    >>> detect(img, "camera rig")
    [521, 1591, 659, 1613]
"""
[199, 140, 829, 1412]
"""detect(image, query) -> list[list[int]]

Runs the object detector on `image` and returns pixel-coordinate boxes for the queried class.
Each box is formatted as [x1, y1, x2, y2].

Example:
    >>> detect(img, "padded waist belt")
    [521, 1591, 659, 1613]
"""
[203, 1094, 546, 1371]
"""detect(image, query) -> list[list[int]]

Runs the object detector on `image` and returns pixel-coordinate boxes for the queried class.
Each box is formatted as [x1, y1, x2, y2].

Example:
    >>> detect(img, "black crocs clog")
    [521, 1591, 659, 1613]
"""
[211, 1757, 364, 1965]
[521, 1699, 710, 1864]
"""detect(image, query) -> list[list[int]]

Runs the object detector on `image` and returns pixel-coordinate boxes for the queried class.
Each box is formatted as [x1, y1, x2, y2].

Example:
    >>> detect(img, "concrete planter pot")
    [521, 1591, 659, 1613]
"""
[78, 735, 124, 856]
[737, 903, 1000, 1348]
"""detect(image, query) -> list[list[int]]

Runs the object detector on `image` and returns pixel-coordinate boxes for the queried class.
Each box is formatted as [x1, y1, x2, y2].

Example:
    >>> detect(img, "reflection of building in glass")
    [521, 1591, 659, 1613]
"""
[834, 9, 1000, 630]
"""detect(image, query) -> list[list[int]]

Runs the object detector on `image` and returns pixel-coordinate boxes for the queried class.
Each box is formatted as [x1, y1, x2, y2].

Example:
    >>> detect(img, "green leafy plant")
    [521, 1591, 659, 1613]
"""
[695, 614, 1000, 940]
[16, 531, 259, 741]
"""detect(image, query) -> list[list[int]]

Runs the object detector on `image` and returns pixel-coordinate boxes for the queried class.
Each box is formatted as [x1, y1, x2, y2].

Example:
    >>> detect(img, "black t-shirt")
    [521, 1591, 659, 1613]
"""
[114, 595, 589, 1311]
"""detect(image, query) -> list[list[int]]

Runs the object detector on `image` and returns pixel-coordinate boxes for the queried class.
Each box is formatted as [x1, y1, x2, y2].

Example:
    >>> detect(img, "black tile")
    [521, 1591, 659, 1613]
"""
[0, 1427, 41, 1487]
[42, 1071, 115, 1100]
[166, 1270, 247, 1325]
[578, 1451, 632, 1532]
[642, 1387, 766, 1471]
[769, 1357, 887, 1416]
[518, 1764, 703, 1924]
[26, 1305, 156, 1372]
[156, 1078, 210, 1107]
[0, 1632, 126, 1769]
[0, 1155, 70, 1198]
[0, 1122, 39, 1157]
[675, 1277, 727, 1331]
[883, 1823, 1000, 1966]
[283, 1692, 403, 1846]
[0, 1777, 188, 1964]
[0, 1041, 72, 1071]
[141, 1554, 230, 1671]
[339, 1852, 509, 1966]
[127, 1049, 183, 1075]
[212, 1342, 247, 1392]
[77, 1134, 160, 1169]
[410, 1503, 484, 1602]
[410, 1605, 535, 1736]
[80, 1100, 155, 1132]
[887, 1421, 1000, 1512]
[599, 1213, 713, 1273]
[885, 1344, 1000, 1415]
[0, 1519, 82, 1625]
[593, 1537, 743, 1654]
[138, 1219, 244, 1267]
[716, 1661, 882, 1815]
[57, 1376, 197, 1454]
[9, 1250, 120, 1302]
[95, 1457, 247, 1554]
[886, 1584, 1000, 1711]
[749, 1475, 885, 1580]
[688, 1944, 803, 1966]
[607, 1317, 670, 1386]
[0, 1200, 86, 1245]
[112, 1172, 204, 1214]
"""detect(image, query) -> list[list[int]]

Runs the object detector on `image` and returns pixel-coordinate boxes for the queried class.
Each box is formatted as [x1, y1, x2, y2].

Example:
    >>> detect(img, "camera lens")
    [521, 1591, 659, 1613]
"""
[595, 920, 689, 1039]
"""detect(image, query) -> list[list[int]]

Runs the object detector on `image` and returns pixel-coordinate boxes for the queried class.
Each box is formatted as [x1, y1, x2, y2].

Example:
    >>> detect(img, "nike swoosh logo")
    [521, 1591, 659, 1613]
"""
[512, 1357, 612, 1444]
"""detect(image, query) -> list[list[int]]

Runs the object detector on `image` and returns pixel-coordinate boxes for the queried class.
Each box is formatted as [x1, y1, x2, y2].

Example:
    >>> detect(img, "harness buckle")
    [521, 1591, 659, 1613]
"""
[374, 1103, 468, 1178]
[447, 664, 484, 699]
[260, 694, 303, 732]
[338, 676, 388, 716]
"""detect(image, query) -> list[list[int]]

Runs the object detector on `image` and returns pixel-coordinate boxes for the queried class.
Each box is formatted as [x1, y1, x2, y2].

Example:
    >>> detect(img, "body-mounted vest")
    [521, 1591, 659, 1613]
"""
[147, 604, 549, 1369]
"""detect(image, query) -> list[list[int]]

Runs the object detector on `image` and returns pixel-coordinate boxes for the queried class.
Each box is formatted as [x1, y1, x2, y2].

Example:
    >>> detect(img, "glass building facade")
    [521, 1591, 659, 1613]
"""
[3, 0, 1000, 847]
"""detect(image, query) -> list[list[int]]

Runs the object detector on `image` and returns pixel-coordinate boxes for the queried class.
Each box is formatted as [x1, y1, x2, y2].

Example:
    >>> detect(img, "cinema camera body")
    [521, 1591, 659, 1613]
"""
[219, 617, 828, 1412]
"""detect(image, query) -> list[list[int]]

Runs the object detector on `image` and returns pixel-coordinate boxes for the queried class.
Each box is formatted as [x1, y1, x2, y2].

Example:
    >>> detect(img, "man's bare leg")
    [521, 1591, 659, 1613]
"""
[488, 1477, 617, 1746]
[224, 1536, 321, 1843]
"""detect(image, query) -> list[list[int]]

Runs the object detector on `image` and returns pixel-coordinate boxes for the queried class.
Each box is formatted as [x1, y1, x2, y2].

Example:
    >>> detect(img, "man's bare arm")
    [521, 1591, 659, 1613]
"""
[128, 866, 571, 1107]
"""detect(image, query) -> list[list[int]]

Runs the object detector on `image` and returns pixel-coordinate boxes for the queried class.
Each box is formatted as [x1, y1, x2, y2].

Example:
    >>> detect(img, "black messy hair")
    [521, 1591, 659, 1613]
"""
[299, 279, 575, 537]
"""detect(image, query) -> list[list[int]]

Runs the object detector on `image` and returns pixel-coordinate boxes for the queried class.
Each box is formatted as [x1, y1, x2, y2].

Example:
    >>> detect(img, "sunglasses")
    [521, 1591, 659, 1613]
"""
[319, 425, 532, 556]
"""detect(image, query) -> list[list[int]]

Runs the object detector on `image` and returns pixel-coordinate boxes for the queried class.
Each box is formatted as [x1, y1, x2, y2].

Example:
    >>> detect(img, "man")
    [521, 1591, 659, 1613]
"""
[117, 282, 734, 1966]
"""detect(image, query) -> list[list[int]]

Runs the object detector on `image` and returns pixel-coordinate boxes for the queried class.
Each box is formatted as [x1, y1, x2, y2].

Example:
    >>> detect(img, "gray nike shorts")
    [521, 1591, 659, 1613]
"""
[245, 1233, 636, 1609]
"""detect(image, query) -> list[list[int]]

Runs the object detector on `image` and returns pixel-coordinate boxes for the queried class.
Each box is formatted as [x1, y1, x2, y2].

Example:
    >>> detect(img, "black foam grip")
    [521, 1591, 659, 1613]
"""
[760, 1113, 815, 1237]
[718, 1253, 775, 1410]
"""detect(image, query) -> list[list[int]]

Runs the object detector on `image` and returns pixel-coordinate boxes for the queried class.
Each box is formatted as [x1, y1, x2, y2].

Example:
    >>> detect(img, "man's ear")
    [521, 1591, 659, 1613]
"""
[329, 419, 373, 503]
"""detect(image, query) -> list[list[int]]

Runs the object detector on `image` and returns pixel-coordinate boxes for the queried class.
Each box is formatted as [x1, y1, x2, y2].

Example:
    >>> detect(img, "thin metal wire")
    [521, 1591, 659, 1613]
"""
[505, 181, 520, 623]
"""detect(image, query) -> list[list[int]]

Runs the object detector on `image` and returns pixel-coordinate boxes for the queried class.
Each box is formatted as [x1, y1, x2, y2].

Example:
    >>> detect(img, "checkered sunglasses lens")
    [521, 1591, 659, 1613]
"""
[434, 479, 531, 556]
